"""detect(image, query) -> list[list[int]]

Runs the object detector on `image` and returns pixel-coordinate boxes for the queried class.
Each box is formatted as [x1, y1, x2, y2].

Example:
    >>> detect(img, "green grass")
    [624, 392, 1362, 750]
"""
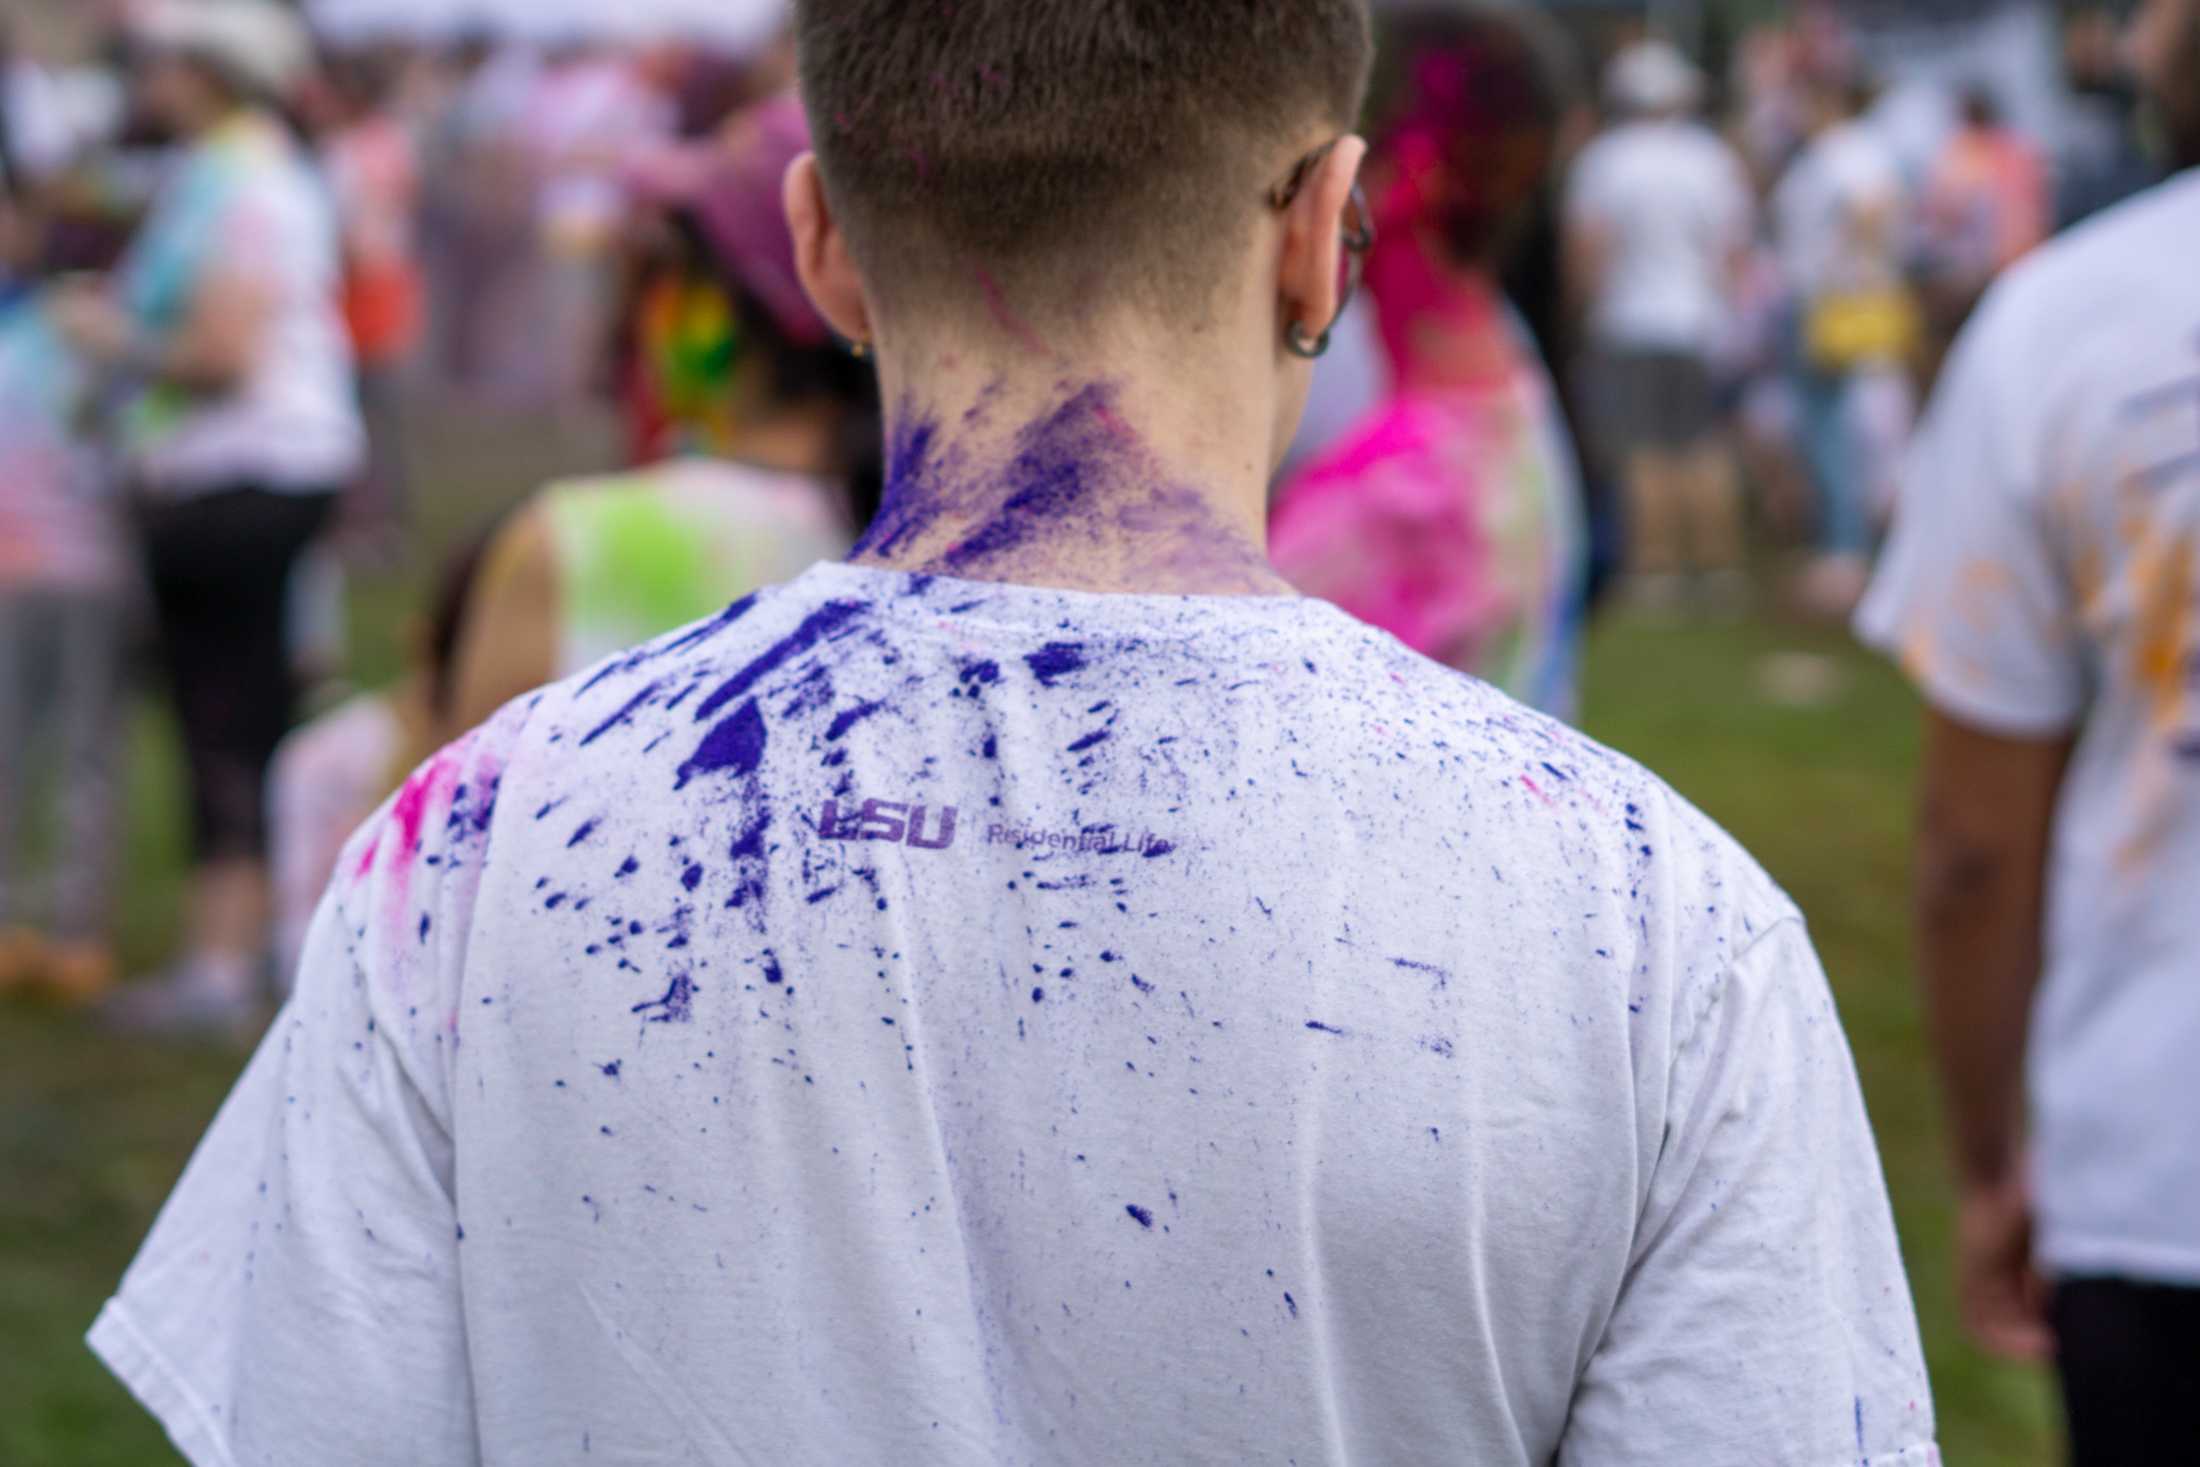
[0, 403, 2055, 1463]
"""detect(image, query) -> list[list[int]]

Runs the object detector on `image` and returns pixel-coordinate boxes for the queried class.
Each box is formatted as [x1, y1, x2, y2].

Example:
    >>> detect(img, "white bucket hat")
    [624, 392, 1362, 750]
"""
[1605, 39, 1705, 116]
[134, 0, 315, 103]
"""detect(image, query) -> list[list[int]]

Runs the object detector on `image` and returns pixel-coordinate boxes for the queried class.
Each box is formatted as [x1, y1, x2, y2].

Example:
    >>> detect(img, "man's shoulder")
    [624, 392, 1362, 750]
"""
[1982, 171, 2200, 335]
[1376, 658, 1798, 939]
[331, 586, 815, 934]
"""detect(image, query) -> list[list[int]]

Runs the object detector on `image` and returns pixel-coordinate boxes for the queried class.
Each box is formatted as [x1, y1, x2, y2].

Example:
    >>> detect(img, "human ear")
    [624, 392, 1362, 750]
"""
[784, 153, 875, 348]
[1276, 134, 1370, 355]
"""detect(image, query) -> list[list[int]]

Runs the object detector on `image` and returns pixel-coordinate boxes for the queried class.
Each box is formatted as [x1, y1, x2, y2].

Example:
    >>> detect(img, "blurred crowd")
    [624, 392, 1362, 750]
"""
[0, 0, 2174, 1024]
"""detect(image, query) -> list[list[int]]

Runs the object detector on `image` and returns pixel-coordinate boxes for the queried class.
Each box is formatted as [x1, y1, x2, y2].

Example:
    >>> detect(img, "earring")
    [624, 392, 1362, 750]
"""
[846, 339, 872, 361]
[1285, 322, 1332, 360]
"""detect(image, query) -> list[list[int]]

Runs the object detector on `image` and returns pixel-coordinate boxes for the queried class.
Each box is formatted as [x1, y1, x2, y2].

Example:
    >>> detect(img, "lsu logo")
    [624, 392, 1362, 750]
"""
[819, 799, 959, 850]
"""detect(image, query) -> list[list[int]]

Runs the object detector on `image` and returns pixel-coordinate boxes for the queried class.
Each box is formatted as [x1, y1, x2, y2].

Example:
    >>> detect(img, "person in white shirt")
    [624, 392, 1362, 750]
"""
[1773, 62, 1917, 617]
[92, 2, 1936, 1463]
[1857, 0, 2200, 1458]
[1566, 41, 1755, 606]
[53, 0, 364, 1035]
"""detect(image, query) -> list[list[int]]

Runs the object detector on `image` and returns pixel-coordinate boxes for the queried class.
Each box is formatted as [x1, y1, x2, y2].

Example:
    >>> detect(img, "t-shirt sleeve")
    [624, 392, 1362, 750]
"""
[1716, 148, 1757, 253]
[1558, 918, 1938, 1467]
[1563, 143, 1614, 231]
[1855, 283, 2086, 736]
[87, 886, 478, 1467]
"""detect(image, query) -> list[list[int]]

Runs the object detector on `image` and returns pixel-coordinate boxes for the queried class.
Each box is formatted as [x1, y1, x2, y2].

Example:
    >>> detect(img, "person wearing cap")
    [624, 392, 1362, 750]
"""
[440, 90, 879, 737]
[1564, 39, 1756, 612]
[52, 0, 364, 1037]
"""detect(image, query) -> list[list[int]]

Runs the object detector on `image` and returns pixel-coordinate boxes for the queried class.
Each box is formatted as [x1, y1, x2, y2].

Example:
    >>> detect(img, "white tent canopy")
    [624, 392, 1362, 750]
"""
[305, 0, 789, 51]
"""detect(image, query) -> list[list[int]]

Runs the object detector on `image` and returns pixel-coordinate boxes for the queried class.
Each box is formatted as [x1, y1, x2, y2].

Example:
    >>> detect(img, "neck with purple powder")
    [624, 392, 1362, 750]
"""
[847, 353, 1295, 598]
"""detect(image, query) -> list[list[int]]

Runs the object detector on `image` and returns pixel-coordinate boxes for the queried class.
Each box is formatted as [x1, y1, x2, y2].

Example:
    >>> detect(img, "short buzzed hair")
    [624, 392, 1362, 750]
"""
[796, 0, 1373, 326]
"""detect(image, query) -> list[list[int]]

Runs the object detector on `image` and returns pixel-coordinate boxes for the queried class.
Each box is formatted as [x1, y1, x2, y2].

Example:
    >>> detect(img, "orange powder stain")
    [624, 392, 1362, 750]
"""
[2128, 531, 2194, 733]
[2114, 527, 2195, 874]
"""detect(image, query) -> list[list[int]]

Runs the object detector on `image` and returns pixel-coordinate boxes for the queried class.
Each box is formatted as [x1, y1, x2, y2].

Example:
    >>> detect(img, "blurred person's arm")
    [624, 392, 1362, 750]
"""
[1915, 711, 2074, 1361]
[1719, 148, 1758, 303]
[1855, 273, 2085, 1364]
[446, 501, 564, 737]
[1559, 146, 1611, 326]
[51, 265, 272, 390]
[1563, 221, 1610, 326]
[1849, 192, 1899, 269]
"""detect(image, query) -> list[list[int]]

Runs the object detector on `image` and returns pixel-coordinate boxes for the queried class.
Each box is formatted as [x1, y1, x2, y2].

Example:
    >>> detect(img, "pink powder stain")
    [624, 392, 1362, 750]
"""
[1271, 395, 1502, 660]
[377, 745, 469, 940]
[1521, 774, 1554, 807]
[974, 267, 1051, 358]
[391, 750, 462, 859]
[351, 832, 383, 883]
[1092, 402, 1136, 441]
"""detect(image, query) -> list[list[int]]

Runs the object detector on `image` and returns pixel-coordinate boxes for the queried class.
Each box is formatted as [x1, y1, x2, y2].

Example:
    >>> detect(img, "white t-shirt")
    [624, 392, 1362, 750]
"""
[94, 563, 1936, 1466]
[121, 116, 365, 495]
[1565, 120, 1754, 356]
[1773, 121, 1909, 303]
[1859, 170, 2200, 1286]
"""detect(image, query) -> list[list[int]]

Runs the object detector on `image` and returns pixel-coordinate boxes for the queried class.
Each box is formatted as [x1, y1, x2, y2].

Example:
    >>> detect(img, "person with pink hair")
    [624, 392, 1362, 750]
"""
[1270, 2, 1585, 718]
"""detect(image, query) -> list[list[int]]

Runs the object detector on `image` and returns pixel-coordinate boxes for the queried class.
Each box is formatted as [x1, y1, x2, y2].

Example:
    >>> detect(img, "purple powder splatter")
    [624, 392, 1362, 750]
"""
[850, 380, 1279, 591]
[1026, 643, 1087, 687]
[694, 601, 870, 723]
[1125, 1204, 1154, 1229]
[938, 387, 1119, 569]
[657, 592, 759, 658]
[631, 973, 696, 1024]
[1392, 957, 1450, 986]
[826, 700, 887, 741]
[578, 594, 759, 696]
[679, 699, 768, 790]
[725, 807, 774, 922]
[1305, 1021, 1345, 1036]
[853, 416, 953, 559]
[580, 679, 664, 747]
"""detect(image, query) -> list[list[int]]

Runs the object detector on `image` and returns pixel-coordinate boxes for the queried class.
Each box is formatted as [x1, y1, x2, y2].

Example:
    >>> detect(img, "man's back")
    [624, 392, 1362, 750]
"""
[1861, 170, 2200, 1278]
[97, 566, 1932, 1465]
[1567, 119, 1751, 352]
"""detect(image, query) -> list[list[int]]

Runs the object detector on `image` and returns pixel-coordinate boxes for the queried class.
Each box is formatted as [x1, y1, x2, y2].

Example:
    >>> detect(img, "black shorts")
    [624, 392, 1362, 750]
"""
[1587, 347, 1720, 462]
[138, 485, 338, 864]
[2054, 1276, 2200, 1465]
